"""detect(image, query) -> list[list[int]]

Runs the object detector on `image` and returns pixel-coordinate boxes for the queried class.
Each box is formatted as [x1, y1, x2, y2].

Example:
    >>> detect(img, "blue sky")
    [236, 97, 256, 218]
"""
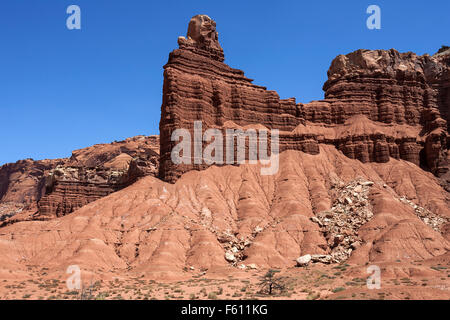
[0, 0, 449, 165]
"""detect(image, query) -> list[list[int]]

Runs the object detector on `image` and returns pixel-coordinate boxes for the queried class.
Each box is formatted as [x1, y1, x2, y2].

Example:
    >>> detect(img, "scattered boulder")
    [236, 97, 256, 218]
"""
[225, 251, 236, 262]
[398, 196, 448, 232]
[310, 216, 322, 226]
[247, 264, 258, 270]
[309, 178, 375, 263]
[296, 254, 312, 267]
[311, 254, 333, 264]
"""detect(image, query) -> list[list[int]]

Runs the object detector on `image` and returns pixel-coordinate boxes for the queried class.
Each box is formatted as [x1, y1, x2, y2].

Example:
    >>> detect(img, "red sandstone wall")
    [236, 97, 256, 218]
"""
[159, 17, 450, 184]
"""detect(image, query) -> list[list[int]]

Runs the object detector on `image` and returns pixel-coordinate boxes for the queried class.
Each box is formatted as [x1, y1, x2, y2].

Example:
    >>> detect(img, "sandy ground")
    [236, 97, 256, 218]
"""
[1, 260, 449, 300]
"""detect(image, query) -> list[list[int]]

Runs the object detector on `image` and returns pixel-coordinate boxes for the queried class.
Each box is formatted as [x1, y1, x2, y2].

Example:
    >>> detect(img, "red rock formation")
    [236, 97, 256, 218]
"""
[0, 159, 61, 206]
[159, 15, 304, 182]
[159, 16, 449, 186]
[38, 166, 132, 218]
[0, 159, 63, 223]
[293, 115, 423, 165]
[1, 146, 448, 275]
[0, 135, 160, 222]
[304, 48, 450, 187]
[0, 17, 449, 299]
[37, 136, 160, 218]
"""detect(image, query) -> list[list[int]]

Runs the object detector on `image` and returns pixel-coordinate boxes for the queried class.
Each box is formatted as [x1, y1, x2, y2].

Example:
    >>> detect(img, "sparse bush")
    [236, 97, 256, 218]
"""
[208, 292, 217, 300]
[332, 287, 345, 293]
[306, 292, 320, 300]
[258, 269, 287, 295]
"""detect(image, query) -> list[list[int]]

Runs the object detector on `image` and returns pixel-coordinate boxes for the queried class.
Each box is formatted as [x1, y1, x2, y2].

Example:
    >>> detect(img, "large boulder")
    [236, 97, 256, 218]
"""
[296, 254, 312, 267]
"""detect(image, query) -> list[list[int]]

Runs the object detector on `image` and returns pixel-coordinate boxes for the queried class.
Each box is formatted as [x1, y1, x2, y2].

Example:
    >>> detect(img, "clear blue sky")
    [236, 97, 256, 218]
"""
[0, 0, 449, 165]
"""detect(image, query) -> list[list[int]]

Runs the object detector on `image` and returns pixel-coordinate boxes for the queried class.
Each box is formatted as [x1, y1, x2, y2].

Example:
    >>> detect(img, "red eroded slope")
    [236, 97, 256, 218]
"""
[0, 146, 447, 278]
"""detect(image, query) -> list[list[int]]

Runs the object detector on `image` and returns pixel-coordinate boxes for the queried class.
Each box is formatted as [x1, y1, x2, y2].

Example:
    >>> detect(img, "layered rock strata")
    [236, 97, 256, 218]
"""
[306, 48, 450, 182]
[159, 15, 449, 186]
[37, 136, 160, 218]
[0, 136, 159, 222]
[0, 159, 63, 223]
[159, 15, 304, 182]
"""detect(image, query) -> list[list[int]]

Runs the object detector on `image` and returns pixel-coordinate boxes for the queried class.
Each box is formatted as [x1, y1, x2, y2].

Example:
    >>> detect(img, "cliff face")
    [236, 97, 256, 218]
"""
[0, 136, 159, 223]
[0, 159, 63, 222]
[37, 135, 160, 218]
[159, 16, 450, 189]
[159, 15, 305, 182]
[307, 49, 442, 126]
[303, 48, 450, 189]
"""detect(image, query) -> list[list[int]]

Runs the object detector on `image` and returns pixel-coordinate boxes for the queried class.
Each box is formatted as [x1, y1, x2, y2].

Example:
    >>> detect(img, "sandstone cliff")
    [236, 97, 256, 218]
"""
[159, 16, 450, 191]
[0, 135, 159, 224]
[304, 48, 450, 186]
[159, 15, 304, 182]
